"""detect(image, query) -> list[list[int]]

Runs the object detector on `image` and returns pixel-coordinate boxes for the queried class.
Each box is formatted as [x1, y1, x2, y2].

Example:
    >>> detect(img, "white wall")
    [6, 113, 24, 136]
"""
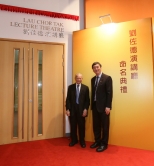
[0, 0, 84, 135]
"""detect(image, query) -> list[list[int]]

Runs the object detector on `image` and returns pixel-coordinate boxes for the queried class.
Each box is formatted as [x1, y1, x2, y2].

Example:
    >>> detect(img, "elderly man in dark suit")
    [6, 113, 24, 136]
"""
[90, 62, 113, 152]
[66, 73, 90, 148]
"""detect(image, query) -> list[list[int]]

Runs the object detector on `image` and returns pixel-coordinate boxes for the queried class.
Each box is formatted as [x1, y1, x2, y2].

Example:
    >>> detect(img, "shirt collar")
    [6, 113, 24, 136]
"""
[96, 73, 102, 78]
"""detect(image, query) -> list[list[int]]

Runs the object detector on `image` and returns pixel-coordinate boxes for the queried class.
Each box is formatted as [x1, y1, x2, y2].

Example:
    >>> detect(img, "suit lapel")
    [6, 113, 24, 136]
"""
[79, 84, 83, 98]
[92, 77, 96, 88]
[98, 74, 103, 85]
[73, 84, 76, 99]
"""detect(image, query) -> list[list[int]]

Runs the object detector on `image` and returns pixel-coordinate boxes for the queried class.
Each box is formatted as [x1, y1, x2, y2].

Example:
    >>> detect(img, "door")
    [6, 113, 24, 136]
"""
[0, 40, 64, 144]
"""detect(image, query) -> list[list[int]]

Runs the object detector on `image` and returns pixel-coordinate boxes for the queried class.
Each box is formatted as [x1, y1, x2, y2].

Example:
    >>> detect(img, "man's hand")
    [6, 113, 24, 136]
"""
[82, 109, 87, 117]
[66, 110, 70, 116]
[105, 107, 110, 115]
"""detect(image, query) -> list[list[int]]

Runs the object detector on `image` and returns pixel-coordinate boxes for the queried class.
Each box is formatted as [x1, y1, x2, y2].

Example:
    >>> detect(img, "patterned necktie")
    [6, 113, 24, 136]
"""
[95, 76, 99, 89]
[76, 84, 80, 104]
[94, 76, 99, 101]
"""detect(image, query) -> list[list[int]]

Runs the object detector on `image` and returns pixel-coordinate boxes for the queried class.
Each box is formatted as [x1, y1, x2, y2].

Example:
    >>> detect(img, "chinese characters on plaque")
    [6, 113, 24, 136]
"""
[10, 18, 65, 39]
[120, 61, 127, 93]
[119, 29, 138, 93]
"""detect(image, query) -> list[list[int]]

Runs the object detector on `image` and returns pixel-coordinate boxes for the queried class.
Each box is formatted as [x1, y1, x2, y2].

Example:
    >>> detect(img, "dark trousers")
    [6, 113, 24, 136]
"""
[69, 104, 85, 143]
[92, 102, 110, 146]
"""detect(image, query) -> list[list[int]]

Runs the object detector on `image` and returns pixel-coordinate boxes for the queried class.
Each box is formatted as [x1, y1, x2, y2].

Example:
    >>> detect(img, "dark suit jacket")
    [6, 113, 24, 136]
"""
[66, 83, 90, 116]
[91, 73, 113, 112]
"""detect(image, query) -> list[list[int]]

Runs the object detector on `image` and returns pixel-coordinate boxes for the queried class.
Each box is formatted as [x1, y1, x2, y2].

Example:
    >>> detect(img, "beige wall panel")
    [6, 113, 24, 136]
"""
[73, 18, 154, 150]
